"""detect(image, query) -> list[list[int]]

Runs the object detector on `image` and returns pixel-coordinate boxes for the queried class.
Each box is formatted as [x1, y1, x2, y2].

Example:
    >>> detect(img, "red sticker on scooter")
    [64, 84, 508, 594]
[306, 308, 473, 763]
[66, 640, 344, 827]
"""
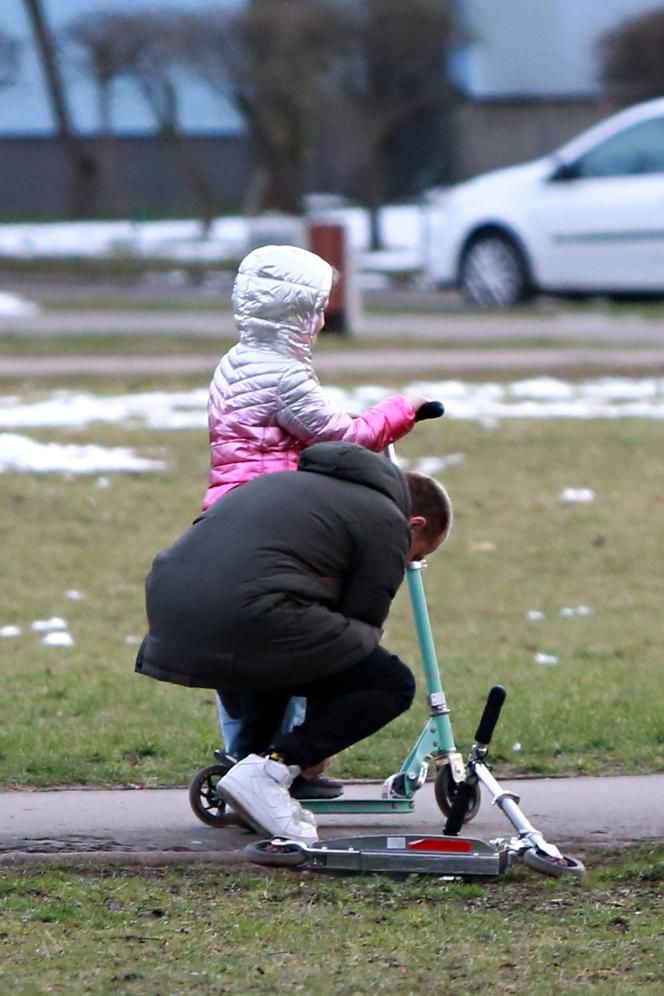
[406, 837, 473, 853]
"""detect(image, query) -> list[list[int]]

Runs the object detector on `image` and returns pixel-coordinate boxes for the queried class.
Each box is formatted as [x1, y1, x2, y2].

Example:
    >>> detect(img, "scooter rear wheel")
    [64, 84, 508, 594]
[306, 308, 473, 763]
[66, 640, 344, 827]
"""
[523, 847, 586, 878]
[434, 764, 481, 822]
[246, 839, 308, 867]
[189, 763, 234, 827]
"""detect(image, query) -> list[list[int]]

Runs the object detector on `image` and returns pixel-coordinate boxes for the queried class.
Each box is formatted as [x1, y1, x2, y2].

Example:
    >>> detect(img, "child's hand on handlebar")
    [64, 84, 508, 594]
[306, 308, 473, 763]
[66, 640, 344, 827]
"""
[407, 396, 430, 412]
[410, 399, 446, 422]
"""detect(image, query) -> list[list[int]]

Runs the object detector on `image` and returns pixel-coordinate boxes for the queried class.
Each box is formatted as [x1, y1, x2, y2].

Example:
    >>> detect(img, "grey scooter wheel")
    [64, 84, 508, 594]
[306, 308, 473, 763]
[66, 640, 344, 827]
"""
[189, 763, 234, 827]
[246, 839, 308, 867]
[523, 848, 586, 878]
[434, 764, 481, 823]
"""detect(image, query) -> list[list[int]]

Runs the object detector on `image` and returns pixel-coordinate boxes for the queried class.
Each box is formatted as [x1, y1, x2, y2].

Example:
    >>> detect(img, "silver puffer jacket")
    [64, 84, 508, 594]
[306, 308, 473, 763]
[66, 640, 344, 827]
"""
[204, 244, 416, 509]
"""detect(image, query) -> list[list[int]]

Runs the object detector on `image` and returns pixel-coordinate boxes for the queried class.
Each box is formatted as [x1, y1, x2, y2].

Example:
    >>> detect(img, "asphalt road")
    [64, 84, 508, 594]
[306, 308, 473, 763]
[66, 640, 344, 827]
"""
[2, 307, 664, 342]
[2, 774, 662, 865]
[4, 347, 664, 379]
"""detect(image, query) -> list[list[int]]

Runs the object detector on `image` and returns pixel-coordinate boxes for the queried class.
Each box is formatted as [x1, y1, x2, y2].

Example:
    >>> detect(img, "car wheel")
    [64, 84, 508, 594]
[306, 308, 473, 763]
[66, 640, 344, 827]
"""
[459, 233, 531, 308]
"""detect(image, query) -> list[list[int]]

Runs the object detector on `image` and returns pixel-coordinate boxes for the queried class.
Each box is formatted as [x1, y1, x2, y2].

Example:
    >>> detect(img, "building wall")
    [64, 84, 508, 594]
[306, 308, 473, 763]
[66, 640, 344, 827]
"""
[0, 134, 254, 218]
[453, 98, 618, 179]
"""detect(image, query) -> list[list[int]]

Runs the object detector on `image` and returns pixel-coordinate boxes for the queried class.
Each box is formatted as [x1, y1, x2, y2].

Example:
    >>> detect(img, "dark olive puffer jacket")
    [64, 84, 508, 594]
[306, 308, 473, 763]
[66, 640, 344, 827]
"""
[135, 441, 412, 691]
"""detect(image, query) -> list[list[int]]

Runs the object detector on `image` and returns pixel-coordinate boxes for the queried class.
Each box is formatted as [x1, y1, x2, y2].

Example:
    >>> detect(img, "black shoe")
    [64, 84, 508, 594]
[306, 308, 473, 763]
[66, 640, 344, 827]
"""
[290, 774, 344, 800]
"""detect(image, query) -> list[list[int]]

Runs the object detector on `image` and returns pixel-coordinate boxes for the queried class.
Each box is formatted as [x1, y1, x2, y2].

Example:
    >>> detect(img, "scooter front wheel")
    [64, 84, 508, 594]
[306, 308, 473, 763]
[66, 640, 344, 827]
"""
[189, 763, 234, 827]
[434, 763, 481, 822]
[523, 847, 586, 878]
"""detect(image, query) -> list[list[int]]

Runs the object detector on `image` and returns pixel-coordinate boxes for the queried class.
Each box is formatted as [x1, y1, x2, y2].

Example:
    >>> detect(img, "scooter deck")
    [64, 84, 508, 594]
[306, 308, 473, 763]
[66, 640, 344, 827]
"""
[265, 834, 508, 877]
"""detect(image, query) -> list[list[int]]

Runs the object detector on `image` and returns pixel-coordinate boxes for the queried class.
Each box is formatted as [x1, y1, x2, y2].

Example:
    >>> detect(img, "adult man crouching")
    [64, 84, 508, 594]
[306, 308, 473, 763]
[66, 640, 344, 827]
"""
[136, 441, 452, 842]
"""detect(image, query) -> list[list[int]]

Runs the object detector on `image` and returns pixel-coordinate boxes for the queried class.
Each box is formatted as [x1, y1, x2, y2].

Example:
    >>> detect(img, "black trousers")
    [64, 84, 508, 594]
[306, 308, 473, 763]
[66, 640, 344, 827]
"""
[219, 645, 416, 771]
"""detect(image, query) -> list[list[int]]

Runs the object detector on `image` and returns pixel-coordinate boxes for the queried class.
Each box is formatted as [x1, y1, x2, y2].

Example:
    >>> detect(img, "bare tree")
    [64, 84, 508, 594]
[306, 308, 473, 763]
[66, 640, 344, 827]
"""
[183, 0, 349, 215]
[113, 11, 219, 231]
[64, 9, 218, 229]
[65, 12, 139, 216]
[336, 0, 455, 248]
[598, 9, 664, 102]
[22, 0, 99, 217]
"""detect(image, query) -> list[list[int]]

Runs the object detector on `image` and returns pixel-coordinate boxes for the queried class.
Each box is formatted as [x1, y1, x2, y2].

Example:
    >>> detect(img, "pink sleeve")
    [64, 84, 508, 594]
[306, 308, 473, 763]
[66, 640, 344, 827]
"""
[276, 368, 417, 450]
[336, 395, 417, 451]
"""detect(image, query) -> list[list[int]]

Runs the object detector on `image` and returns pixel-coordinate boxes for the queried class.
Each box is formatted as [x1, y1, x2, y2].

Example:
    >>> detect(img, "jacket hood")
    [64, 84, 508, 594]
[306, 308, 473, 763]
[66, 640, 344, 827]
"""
[298, 442, 412, 517]
[233, 245, 333, 363]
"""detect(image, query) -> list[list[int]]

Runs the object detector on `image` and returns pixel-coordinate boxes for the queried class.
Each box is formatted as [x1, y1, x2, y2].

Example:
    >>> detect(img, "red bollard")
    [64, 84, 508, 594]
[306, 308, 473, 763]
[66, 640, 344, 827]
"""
[308, 222, 352, 334]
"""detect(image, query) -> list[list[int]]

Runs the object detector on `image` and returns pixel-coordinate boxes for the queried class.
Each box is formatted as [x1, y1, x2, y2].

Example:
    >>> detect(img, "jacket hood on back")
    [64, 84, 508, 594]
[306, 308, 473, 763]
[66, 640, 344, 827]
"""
[298, 441, 412, 517]
[233, 245, 333, 362]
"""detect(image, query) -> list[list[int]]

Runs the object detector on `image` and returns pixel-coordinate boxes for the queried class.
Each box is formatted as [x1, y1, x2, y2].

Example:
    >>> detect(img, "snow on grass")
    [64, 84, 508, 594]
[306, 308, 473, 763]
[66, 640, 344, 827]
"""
[0, 290, 39, 317]
[41, 631, 75, 647]
[1, 625, 21, 638]
[0, 433, 166, 474]
[533, 652, 559, 667]
[0, 205, 423, 262]
[560, 487, 595, 503]
[31, 617, 67, 632]
[3, 377, 664, 437]
[1, 374, 663, 476]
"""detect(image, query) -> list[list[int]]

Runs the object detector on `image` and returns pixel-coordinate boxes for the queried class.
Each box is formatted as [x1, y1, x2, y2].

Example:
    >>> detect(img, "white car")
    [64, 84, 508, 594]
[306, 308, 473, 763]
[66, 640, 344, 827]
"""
[424, 97, 664, 307]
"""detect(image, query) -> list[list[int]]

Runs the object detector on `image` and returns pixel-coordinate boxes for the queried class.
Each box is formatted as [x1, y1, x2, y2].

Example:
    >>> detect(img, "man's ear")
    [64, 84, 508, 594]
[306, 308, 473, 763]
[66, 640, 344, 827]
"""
[409, 515, 427, 532]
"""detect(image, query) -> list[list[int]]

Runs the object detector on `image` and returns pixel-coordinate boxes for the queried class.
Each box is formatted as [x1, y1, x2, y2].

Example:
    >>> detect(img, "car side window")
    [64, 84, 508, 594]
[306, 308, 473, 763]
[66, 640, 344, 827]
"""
[573, 117, 664, 179]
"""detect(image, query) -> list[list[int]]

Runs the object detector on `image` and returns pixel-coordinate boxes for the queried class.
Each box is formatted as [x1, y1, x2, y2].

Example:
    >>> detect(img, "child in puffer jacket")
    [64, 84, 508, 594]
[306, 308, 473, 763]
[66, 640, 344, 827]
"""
[205, 243, 429, 798]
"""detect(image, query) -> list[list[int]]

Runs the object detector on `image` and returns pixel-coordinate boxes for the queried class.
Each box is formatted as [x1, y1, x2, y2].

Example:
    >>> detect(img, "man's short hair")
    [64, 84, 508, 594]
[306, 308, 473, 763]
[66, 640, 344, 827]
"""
[406, 472, 453, 539]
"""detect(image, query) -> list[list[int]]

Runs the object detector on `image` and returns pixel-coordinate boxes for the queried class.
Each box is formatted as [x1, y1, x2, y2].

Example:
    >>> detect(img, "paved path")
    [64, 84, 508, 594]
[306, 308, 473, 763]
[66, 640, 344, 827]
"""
[0, 348, 664, 379]
[1, 774, 662, 865]
[2, 307, 664, 342]
[3, 304, 664, 378]
[3, 348, 664, 379]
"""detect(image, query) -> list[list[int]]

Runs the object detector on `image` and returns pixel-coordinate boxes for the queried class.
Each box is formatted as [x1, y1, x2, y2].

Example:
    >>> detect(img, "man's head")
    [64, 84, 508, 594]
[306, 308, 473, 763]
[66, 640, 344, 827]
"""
[405, 472, 453, 561]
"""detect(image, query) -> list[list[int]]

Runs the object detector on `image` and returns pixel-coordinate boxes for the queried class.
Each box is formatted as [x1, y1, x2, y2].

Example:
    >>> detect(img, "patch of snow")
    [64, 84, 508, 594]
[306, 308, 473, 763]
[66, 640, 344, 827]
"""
[124, 635, 142, 645]
[0, 205, 422, 264]
[0, 290, 39, 317]
[1, 625, 21, 637]
[0, 433, 166, 474]
[41, 631, 74, 647]
[560, 488, 595, 504]
[533, 652, 558, 666]
[560, 605, 593, 618]
[31, 616, 67, 632]
[65, 590, 85, 601]
[512, 742, 522, 752]
[526, 610, 545, 621]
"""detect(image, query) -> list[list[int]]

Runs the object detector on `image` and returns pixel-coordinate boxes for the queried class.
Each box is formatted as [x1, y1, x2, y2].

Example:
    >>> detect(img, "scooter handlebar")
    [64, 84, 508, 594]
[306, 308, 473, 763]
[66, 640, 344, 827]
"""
[474, 685, 507, 746]
[414, 400, 445, 422]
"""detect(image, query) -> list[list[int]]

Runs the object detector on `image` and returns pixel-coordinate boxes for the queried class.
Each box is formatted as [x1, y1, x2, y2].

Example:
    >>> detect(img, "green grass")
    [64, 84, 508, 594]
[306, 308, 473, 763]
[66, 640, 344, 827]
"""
[1, 331, 659, 358]
[0, 255, 241, 279]
[0, 848, 662, 994]
[0, 333, 232, 357]
[1, 378, 663, 788]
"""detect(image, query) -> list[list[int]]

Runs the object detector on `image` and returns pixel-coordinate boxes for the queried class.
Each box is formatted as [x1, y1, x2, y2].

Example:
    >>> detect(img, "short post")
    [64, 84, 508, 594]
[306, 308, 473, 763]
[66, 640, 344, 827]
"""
[307, 221, 360, 334]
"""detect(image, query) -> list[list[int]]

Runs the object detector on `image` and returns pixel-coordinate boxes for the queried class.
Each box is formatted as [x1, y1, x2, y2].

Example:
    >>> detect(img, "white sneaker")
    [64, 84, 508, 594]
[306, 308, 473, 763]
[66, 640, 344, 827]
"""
[216, 754, 318, 844]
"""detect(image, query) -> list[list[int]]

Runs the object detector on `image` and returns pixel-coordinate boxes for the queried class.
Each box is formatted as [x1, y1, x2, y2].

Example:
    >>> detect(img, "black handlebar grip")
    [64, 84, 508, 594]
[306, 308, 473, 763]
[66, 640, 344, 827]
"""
[474, 685, 507, 745]
[414, 400, 445, 422]
[443, 781, 474, 837]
